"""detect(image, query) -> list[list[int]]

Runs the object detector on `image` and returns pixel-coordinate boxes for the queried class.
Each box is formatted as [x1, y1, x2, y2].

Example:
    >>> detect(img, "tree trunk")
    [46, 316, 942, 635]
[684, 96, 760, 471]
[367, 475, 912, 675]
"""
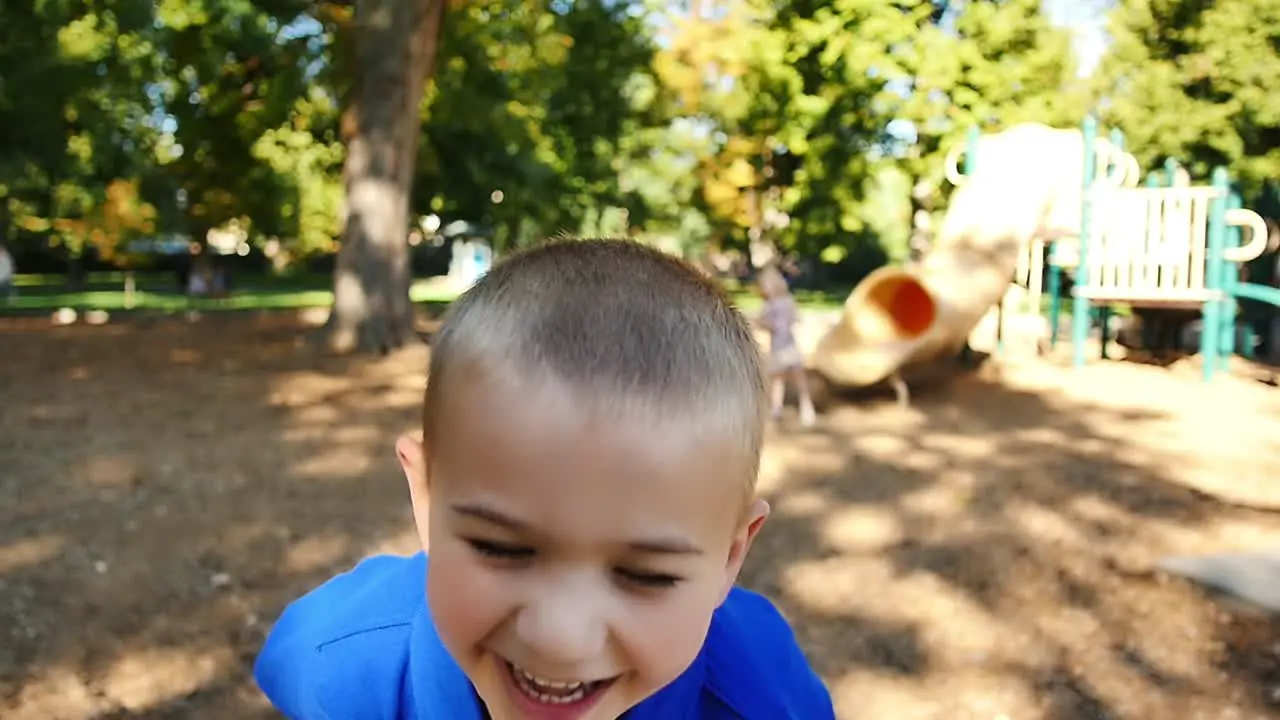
[323, 0, 447, 354]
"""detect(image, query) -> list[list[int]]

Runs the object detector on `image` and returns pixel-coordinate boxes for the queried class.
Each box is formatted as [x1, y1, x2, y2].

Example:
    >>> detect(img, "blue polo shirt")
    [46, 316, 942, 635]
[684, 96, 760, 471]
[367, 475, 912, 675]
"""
[255, 552, 835, 719]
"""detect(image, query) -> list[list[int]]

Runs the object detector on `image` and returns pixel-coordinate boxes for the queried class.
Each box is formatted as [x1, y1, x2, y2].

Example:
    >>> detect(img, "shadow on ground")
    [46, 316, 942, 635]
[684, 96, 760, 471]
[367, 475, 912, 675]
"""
[747, 367, 1280, 717]
[1, 314, 1278, 718]
[0, 313, 438, 718]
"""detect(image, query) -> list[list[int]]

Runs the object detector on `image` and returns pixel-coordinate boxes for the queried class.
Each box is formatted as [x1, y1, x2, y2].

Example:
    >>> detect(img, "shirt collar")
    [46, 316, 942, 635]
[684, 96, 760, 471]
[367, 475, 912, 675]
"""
[410, 601, 486, 719]
[408, 601, 709, 720]
[622, 651, 706, 719]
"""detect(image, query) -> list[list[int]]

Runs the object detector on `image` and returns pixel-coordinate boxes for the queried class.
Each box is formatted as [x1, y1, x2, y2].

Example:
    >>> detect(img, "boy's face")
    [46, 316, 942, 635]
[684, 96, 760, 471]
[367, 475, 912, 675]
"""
[398, 373, 767, 720]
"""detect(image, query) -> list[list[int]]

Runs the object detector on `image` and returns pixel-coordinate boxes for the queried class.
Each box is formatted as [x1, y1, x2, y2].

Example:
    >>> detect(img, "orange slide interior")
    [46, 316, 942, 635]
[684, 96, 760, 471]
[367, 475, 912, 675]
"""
[863, 275, 937, 341]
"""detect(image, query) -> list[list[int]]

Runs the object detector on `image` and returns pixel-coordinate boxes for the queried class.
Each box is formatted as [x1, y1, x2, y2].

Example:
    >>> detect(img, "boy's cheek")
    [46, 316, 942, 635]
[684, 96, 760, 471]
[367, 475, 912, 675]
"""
[428, 548, 503, 643]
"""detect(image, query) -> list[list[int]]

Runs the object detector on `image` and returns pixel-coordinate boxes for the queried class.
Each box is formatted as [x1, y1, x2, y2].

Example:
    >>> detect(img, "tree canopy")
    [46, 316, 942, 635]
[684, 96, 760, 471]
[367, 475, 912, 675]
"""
[2, 0, 1275, 344]
[1093, 0, 1280, 196]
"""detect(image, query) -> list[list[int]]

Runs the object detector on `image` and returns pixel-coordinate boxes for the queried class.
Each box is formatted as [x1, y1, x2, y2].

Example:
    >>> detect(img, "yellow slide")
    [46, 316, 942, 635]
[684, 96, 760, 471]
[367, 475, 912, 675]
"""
[808, 180, 1024, 388]
[809, 123, 1123, 389]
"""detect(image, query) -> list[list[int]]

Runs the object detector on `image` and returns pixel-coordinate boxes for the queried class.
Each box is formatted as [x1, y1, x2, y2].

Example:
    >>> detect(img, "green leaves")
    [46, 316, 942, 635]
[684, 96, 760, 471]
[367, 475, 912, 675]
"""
[0, 0, 162, 258]
[1096, 0, 1280, 195]
[659, 0, 1084, 263]
[27, 0, 1268, 282]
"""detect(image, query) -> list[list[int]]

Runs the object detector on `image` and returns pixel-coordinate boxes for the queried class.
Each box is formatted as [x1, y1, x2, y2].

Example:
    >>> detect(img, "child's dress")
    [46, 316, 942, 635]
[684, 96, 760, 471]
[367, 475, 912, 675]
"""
[760, 295, 803, 373]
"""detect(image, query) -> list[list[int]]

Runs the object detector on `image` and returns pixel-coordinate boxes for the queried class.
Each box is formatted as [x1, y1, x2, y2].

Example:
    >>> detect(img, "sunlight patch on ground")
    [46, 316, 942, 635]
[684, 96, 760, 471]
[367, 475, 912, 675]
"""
[1151, 513, 1280, 560]
[168, 347, 202, 364]
[756, 435, 849, 494]
[74, 452, 144, 489]
[8, 645, 235, 719]
[1005, 501, 1093, 547]
[777, 554, 1055, 669]
[1066, 494, 1145, 537]
[829, 667, 1042, 719]
[285, 403, 346, 426]
[326, 423, 389, 446]
[283, 532, 354, 575]
[771, 488, 831, 518]
[97, 645, 235, 712]
[776, 556, 895, 612]
[23, 402, 88, 422]
[791, 556, 993, 620]
[847, 430, 952, 473]
[361, 527, 423, 558]
[916, 432, 1002, 463]
[1204, 517, 1280, 548]
[896, 473, 982, 516]
[211, 522, 283, 557]
[341, 388, 423, 413]
[851, 430, 914, 456]
[0, 534, 67, 575]
[820, 506, 906, 553]
[7, 666, 104, 719]
[291, 446, 380, 480]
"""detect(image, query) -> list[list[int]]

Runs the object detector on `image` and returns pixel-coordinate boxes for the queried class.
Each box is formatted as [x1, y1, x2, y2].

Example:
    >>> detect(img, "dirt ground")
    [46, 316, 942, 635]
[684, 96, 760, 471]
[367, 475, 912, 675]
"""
[2, 312, 1280, 719]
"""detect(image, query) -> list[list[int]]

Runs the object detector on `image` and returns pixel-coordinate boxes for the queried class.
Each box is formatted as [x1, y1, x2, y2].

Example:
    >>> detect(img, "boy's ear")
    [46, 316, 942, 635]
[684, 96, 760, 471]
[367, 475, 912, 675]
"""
[396, 432, 428, 485]
[719, 498, 770, 606]
[395, 433, 431, 549]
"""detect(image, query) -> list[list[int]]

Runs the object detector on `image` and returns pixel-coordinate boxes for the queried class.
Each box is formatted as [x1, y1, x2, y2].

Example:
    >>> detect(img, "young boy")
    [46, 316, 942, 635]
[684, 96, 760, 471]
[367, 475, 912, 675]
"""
[253, 238, 835, 719]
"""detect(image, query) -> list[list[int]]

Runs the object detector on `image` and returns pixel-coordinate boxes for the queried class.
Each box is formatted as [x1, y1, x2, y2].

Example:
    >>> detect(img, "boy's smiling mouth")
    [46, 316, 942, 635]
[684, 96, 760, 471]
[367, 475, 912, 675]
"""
[500, 659, 617, 716]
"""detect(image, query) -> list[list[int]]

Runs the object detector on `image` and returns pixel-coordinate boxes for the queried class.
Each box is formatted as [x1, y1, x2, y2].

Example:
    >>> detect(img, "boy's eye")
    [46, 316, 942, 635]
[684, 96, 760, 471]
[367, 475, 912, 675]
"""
[615, 568, 683, 589]
[466, 538, 534, 561]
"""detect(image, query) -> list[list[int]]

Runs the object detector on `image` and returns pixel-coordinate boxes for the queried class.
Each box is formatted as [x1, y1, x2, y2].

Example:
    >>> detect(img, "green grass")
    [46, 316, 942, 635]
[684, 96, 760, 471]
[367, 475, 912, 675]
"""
[5, 272, 1095, 319]
[2, 273, 849, 315]
[0, 277, 459, 314]
[728, 288, 846, 312]
[11, 271, 331, 290]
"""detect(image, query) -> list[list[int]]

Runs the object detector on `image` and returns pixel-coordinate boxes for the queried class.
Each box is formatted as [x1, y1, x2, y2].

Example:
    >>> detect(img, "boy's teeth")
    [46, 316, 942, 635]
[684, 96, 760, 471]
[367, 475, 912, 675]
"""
[512, 663, 595, 704]
[523, 671, 581, 689]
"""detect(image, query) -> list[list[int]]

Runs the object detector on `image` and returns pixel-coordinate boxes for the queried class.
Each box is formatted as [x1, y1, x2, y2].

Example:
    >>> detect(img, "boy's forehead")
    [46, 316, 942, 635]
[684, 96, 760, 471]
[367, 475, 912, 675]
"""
[435, 367, 735, 439]
[429, 370, 755, 489]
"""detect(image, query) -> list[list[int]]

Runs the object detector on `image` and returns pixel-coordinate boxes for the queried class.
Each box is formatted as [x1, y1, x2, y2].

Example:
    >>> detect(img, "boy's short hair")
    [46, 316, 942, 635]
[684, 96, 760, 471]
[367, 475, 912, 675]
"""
[423, 237, 768, 487]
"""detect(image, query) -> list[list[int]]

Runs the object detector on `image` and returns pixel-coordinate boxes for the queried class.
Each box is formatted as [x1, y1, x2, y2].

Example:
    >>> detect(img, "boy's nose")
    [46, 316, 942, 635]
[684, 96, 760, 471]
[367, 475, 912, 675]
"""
[513, 588, 609, 667]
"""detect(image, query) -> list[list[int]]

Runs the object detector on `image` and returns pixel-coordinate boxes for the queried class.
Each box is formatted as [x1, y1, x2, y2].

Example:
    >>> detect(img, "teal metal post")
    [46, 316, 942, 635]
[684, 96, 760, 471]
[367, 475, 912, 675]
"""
[1140, 172, 1162, 350]
[1047, 125, 1065, 349]
[1201, 167, 1229, 381]
[1096, 128, 1125, 360]
[964, 125, 979, 175]
[1223, 186, 1246, 360]
[1048, 247, 1062, 348]
[959, 125, 979, 365]
[1072, 116, 1098, 368]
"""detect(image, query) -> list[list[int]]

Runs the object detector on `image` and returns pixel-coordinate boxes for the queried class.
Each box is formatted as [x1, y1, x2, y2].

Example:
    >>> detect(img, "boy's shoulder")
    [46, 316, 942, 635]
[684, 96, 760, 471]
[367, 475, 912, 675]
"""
[253, 552, 448, 719]
[253, 554, 834, 719]
[698, 586, 835, 718]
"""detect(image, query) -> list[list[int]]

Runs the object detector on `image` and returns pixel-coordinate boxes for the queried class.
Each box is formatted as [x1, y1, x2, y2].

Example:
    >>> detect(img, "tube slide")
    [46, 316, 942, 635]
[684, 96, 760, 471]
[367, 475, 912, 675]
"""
[810, 123, 1122, 388]
[810, 178, 1026, 387]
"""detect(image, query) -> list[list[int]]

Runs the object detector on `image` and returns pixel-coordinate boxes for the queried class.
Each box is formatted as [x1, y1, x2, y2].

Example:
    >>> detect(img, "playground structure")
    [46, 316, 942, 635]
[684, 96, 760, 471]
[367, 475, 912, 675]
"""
[446, 238, 493, 290]
[808, 117, 1280, 394]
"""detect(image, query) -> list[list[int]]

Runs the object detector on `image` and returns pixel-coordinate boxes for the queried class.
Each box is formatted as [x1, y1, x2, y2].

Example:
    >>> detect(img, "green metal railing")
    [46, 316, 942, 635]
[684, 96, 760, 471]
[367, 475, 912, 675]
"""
[954, 115, 1280, 381]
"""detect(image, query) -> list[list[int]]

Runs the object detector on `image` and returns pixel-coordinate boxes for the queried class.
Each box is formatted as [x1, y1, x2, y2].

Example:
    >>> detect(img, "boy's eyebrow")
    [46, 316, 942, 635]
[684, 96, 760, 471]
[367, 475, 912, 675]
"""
[451, 502, 528, 531]
[627, 537, 704, 555]
[450, 502, 704, 555]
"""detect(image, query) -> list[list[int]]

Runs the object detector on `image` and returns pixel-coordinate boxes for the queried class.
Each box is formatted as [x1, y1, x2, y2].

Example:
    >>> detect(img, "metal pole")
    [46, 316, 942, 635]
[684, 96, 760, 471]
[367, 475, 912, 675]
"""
[1072, 116, 1098, 368]
[1201, 167, 1229, 381]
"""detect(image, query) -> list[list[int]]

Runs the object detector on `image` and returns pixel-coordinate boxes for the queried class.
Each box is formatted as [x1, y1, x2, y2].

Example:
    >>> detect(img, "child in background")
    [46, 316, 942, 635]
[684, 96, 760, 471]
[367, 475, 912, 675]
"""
[0, 243, 14, 300]
[756, 265, 817, 428]
[253, 238, 835, 719]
